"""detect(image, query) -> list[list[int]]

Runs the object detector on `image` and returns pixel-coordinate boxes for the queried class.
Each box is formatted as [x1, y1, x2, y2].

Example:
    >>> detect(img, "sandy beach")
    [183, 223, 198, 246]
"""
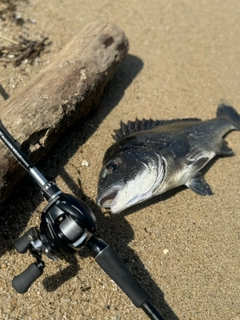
[0, 1, 240, 319]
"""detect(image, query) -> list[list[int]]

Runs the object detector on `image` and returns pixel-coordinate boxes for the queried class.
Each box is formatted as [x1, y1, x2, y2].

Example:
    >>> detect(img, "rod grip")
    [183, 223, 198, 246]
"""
[95, 245, 149, 308]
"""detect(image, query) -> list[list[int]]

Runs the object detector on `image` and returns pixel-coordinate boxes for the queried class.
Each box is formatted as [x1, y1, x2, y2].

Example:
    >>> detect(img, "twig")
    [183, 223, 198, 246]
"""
[0, 37, 50, 66]
[0, 35, 19, 45]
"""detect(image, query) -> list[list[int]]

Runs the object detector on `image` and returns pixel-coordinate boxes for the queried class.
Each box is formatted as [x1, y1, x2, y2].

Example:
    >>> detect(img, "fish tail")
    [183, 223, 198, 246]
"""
[217, 102, 240, 130]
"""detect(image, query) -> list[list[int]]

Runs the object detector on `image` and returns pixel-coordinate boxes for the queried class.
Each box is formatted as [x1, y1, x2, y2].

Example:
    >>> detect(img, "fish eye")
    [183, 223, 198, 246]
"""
[106, 161, 119, 173]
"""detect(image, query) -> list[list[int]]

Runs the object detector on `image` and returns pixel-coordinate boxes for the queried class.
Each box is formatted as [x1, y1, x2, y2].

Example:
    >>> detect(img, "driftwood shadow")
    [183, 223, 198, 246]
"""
[0, 53, 143, 257]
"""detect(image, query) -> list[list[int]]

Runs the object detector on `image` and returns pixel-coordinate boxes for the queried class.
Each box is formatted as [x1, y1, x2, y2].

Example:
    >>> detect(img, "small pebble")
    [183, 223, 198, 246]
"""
[81, 160, 89, 166]
[15, 14, 25, 26]
[29, 18, 37, 24]
[163, 249, 169, 255]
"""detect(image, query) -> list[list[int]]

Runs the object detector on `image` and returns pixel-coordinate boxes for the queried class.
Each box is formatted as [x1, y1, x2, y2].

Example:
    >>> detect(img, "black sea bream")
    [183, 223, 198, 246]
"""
[96, 103, 240, 213]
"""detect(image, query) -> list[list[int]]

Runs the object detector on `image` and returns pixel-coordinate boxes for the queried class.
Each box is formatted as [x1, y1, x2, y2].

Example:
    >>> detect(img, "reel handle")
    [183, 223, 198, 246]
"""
[12, 262, 44, 294]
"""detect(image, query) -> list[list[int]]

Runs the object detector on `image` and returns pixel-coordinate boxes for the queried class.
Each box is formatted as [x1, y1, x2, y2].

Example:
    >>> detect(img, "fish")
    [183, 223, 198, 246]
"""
[96, 103, 240, 213]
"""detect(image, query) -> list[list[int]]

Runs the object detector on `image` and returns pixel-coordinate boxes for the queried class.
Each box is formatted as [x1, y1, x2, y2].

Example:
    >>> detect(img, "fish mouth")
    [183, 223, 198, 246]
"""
[96, 182, 124, 209]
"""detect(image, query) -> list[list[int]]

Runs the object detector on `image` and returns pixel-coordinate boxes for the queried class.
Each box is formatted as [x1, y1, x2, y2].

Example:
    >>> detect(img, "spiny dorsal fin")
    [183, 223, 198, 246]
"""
[112, 117, 202, 141]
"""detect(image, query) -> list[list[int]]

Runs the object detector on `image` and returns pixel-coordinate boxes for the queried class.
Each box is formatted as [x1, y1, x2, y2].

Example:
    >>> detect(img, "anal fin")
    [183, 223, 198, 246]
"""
[186, 172, 213, 196]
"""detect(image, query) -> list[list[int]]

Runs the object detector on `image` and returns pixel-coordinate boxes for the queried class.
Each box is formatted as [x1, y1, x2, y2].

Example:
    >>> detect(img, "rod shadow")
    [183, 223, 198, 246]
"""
[0, 84, 10, 101]
[42, 167, 179, 320]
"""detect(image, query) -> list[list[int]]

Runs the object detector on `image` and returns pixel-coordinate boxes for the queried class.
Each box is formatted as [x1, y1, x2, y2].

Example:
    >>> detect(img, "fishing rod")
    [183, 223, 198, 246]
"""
[0, 121, 165, 320]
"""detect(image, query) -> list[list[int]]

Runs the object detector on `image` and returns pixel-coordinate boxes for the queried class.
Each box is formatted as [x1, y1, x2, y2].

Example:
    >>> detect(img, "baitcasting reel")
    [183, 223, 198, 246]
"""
[0, 121, 165, 320]
[13, 188, 96, 293]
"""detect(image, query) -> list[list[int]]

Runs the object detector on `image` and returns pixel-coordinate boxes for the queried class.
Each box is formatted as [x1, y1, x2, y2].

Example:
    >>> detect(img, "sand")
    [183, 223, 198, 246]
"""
[0, 1, 240, 319]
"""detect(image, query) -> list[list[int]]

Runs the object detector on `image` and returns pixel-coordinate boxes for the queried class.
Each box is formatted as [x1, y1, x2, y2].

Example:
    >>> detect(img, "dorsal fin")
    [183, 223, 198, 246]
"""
[112, 117, 201, 141]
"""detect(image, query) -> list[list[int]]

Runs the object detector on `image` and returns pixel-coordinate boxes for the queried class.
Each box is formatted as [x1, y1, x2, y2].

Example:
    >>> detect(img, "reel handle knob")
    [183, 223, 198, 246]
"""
[14, 227, 38, 253]
[12, 263, 44, 293]
[14, 234, 32, 253]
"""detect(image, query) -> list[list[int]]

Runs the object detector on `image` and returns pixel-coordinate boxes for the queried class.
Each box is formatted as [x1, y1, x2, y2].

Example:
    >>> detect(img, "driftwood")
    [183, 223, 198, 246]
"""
[0, 21, 129, 202]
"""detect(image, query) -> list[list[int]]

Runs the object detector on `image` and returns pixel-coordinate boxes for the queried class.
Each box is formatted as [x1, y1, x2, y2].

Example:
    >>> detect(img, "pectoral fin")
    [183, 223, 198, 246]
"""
[217, 140, 234, 156]
[186, 172, 213, 196]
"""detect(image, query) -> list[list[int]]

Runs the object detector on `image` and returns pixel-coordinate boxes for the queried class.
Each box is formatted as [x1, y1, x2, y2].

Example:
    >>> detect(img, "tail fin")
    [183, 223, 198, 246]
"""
[217, 102, 240, 130]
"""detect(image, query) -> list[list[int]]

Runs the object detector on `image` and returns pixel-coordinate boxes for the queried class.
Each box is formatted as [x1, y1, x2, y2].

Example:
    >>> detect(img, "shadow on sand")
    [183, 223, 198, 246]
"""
[0, 54, 179, 319]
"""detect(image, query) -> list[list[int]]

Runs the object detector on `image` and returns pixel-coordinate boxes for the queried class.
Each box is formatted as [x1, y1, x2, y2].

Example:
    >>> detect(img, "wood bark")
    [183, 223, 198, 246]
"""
[0, 21, 129, 202]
